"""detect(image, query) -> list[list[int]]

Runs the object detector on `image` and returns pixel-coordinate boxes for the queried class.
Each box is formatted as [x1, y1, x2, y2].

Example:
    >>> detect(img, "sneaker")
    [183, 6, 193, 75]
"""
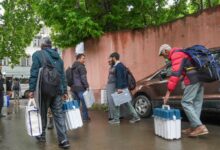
[108, 120, 120, 125]
[59, 140, 70, 149]
[35, 135, 46, 142]
[129, 117, 141, 124]
[182, 128, 194, 135]
[189, 125, 209, 137]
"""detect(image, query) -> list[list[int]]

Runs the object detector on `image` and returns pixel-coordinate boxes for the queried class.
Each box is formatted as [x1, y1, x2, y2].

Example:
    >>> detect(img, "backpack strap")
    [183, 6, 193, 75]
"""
[40, 50, 55, 67]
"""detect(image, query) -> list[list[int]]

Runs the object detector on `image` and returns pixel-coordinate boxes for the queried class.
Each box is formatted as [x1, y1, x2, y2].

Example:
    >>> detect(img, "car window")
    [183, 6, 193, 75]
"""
[151, 63, 172, 80]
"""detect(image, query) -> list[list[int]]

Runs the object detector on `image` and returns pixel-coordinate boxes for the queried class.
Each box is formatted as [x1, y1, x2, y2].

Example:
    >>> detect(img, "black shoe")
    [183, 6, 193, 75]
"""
[35, 135, 46, 142]
[59, 140, 70, 149]
[119, 117, 124, 120]
[83, 117, 91, 122]
[108, 118, 113, 121]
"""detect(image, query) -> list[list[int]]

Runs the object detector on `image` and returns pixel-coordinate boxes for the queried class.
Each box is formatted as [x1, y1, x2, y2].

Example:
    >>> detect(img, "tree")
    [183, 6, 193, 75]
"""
[32, 0, 103, 48]
[0, 0, 41, 65]
[32, 0, 193, 47]
[1, 0, 220, 55]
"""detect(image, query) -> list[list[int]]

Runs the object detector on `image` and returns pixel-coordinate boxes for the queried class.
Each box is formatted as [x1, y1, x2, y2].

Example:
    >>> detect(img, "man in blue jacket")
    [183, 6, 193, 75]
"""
[29, 37, 70, 149]
[109, 52, 140, 125]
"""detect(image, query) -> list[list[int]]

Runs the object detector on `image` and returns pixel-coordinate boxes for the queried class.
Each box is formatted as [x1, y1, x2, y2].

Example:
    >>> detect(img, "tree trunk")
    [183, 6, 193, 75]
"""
[207, 0, 212, 8]
[200, 0, 204, 10]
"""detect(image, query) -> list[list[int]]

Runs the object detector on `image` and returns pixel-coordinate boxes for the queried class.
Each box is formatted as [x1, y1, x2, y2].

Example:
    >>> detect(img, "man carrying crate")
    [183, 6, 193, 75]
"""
[108, 52, 140, 125]
[158, 44, 209, 137]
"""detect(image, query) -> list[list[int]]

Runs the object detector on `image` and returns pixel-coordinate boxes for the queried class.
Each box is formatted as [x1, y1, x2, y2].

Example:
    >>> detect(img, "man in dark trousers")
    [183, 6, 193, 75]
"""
[108, 52, 140, 125]
[0, 72, 5, 118]
[71, 54, 90, 121]
[29, 37, 70, 149]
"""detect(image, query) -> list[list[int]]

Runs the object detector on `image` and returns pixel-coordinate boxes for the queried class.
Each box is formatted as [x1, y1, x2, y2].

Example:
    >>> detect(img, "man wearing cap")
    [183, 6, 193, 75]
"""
[29, 37, 70, 148]
[158, 44, 209, 137]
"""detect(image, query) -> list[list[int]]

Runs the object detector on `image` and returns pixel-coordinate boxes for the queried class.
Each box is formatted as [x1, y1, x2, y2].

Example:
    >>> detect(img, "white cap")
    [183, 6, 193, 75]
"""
[158, 44, 171, 56]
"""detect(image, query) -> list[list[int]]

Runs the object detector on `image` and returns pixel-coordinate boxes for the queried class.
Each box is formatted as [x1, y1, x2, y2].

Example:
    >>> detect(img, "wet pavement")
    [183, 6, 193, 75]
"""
[0, 100, 220, 150]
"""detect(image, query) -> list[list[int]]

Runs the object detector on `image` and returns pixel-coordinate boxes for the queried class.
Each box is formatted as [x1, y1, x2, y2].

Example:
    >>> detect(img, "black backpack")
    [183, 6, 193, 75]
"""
[66, 67, 74, 87]
[40, 51, 61, 97]
[122, 64, 136, 90]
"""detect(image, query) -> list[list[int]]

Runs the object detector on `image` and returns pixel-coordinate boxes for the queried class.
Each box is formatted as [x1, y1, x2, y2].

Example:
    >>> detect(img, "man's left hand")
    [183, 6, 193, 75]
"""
[163, 91, 171, 104]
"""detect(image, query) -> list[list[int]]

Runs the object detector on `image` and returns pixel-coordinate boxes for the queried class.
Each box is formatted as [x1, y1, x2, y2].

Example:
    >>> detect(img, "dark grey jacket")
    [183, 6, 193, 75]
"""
[72, 61, 89, 92]
[0, 74, 4, 92]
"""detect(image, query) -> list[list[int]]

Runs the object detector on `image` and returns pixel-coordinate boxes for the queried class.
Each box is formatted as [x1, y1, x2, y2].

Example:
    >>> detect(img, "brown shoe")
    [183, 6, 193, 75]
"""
[189, 125, 209, 137]
[182, 128, 194, 135]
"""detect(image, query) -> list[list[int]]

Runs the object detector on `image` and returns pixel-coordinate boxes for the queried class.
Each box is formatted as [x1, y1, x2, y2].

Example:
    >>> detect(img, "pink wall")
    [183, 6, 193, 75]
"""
[63, 7, 220, 102]
[62, 47, 76, 69]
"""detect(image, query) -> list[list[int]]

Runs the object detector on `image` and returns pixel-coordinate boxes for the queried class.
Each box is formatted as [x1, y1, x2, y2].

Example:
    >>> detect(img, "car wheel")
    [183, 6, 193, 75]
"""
[134, 95, 152, 118]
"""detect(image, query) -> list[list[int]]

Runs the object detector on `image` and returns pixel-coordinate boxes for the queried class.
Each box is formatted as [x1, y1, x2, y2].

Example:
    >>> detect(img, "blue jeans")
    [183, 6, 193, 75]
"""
[181, 82, 204, 128]
[73, 91, 89, 120]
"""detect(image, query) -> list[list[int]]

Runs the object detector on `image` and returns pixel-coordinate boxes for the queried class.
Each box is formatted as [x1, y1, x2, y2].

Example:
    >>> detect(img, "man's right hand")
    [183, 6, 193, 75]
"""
[29, 92, 34, 98]
[117, 89, 123, 94]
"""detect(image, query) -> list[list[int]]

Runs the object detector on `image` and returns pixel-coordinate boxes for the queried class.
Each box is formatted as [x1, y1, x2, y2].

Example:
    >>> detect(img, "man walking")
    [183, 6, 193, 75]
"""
[71, 54, 90, 121]
[0, 72, 5, 118]
[159, 44, 209, 137]
[29, 37, 70, 149]
[108, 52, 140, 125]
[12, 78, 21, 105]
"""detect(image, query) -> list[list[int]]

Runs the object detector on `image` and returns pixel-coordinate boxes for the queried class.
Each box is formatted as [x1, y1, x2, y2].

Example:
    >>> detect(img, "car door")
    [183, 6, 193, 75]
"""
[147, 64, 183, 101]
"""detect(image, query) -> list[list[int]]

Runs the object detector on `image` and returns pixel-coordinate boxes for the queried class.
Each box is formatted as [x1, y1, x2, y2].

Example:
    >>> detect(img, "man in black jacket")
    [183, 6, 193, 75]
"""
[108, 52, 140, 125]
[0, 72, 5, 118]
[72, 54, 90, 121]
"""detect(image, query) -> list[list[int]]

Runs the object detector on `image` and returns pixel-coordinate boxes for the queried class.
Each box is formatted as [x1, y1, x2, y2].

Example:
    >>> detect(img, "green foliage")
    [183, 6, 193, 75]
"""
[32, 0, 103, 48]
[32, 0, 220, 48]
[189, 0, 220, 12]
[0, 0, 41, 65]
[1, 0, 220, 59]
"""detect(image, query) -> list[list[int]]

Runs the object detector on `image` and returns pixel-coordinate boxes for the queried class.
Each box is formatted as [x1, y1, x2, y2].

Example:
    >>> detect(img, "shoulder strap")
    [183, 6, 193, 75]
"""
[40, 50, 55, 67]
[40, 51, 48, 65]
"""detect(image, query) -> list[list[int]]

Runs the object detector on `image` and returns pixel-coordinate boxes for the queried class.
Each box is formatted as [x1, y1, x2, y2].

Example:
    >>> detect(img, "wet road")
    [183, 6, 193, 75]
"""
[0, 100, 220, 150]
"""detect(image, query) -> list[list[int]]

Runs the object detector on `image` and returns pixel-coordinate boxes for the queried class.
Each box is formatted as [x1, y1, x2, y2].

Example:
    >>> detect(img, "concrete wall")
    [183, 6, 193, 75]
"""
[63, 6, 220, 102]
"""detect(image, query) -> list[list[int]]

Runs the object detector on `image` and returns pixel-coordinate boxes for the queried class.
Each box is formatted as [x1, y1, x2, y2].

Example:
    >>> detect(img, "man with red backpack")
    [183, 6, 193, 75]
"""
[159, 44, 209, 137]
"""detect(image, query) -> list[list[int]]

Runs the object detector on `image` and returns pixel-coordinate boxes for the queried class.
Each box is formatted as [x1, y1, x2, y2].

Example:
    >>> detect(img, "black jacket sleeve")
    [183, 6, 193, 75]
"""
[79, 65, 89, 89]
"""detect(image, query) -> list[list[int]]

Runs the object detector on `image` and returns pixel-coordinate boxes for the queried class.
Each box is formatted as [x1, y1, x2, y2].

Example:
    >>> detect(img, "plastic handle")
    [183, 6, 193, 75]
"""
[28, 98, 37, 107]
[162, 105, 170, 110]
